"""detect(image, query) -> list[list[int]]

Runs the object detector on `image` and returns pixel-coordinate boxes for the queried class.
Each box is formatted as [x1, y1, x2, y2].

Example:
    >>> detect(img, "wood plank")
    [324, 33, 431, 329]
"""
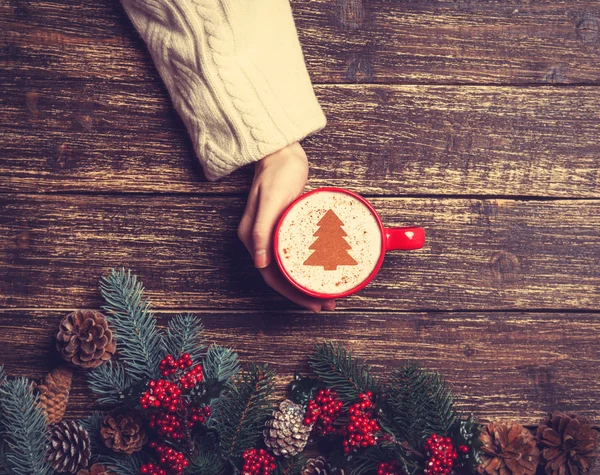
[2, 83, 600, 197]
[2, 1, 600, 84]
[0, 310, 598, 426]
[0, 194, 598, 310]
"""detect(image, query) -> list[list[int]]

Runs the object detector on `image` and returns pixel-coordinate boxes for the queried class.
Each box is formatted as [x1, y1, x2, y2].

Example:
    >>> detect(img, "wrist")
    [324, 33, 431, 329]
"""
[256, 142, 307, 173]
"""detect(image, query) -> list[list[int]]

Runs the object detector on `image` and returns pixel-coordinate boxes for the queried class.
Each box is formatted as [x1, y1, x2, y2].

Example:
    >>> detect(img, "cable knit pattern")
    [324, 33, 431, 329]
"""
[120, 0, 327, 180]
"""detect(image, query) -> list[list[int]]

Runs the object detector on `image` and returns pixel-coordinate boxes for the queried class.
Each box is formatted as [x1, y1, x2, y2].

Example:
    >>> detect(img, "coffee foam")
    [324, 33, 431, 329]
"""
[276, 190, 382, 295]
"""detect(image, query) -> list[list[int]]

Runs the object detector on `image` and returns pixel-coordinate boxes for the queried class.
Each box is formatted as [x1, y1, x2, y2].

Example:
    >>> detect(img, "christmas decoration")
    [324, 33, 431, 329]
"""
[477, 421, 539, 475]
[100, 411, 147, 455]
[2, 269, 598, 475]
[56, 310, 116, 369]
[242, 448, 276, 475]
[303, 210, 358, 270]
[423, 433, 458, 474]
[304, 388, 343, 435]
[302, 457, 331, 475]
[536, 412, 599, 475]
[46, 420, 91, 474]
[264, 399, 311, 457]
[76, 463, 115, 475]
[36, 365, 73, 424]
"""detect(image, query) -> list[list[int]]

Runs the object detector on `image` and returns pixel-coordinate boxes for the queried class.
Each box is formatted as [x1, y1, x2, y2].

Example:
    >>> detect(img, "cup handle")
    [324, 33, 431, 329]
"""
[384, 227, 426, 251]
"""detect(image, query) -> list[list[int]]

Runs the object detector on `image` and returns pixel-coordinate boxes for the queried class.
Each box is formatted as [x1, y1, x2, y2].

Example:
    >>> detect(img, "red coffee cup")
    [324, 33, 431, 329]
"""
[274, 187, 425, 299]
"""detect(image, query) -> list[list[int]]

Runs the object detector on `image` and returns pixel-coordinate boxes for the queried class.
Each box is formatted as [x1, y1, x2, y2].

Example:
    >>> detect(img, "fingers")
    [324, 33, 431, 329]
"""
[251, 189, 290, 269]
[259, 264, 336, 313]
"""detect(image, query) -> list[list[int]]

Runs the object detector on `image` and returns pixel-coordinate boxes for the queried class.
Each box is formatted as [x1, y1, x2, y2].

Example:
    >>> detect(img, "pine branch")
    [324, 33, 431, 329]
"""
[100, 268, 165, 381]
[203, 345, 240, 385]
[100, 452, 145, 475]
[186, 450, 225, 475]
[350, 444, 412, 475]
[274, 455, 307, 475]
[164, 314, 205, 364]
[388, 363, 456, 446]
[0, 366, 6, 387]
[0, 378, 53, 475]
[209, 364, 275, 460]
[308, 342, 377, 404]
[88, 360, 132, 405]
[79, 412, 106, 463]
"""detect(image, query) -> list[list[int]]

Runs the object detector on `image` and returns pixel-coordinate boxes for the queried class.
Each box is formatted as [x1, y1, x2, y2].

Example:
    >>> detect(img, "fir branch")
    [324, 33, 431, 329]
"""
[79, 412, 106, 463]
[308, 342, 377, 404]
[350, 444, 412, 475]
[88, 360, 132, 405]
[0, 378, 53, 475]
[100, 452, 146, 475]
[164, 314, 205, 364]
[0, 366, 6, 387]
[100, 268, 165, 381]
[186, 450, 225, 475]
[209, 364, 275, 460]
[388, 363, 456, 446]
[203, 345, 240, 385]
[273, 455, 307, 475]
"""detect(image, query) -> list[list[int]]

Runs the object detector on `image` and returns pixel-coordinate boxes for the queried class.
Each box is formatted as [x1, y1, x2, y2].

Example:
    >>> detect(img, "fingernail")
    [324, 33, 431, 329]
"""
[254, 249, 267, 268]
[323, 300, 336, 312]
[311, 305, 322, 314]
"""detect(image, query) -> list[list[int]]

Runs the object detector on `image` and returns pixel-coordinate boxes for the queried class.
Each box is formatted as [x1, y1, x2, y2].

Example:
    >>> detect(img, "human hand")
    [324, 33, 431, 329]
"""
[237, 142, 336, 313]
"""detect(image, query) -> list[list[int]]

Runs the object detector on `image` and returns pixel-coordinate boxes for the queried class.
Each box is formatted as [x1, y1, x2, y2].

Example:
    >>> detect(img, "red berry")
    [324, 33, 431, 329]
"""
[423, 433, 458, 474]
[304, 389, 344, 435]
[241, 448, 276, 475]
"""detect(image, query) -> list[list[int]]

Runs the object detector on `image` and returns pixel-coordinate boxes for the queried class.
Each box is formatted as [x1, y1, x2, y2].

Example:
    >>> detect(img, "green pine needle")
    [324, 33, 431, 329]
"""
[164, 314, 205, 364]
[308, 342, 377, 404]
[274, 455, 307, 475]
[101, 452, 146, 475]
[0, 378, 53, 475]
[186, 450, 226, 475]
[79, 412, 106, 462]
[100, 268, 166, 381]
[0, 366, 6, 387]
[203, 345, 240, 385]
[88, 360, 132, 404]
[388, 363, 456, 446]
[209, 364, 275, 460]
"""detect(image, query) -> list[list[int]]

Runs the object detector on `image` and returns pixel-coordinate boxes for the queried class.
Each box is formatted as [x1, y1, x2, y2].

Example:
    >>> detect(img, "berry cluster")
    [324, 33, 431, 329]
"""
[188, 405, 211, 427]
[241, 448, 276, 475]
[148, 411, 185, 441]
[303, 388, 343, 435]
[139, 442, 188, 475]
[343, 392, 379, 453]
[159, 353, 192, 377]
[376, 460, 403, 475]
[423, 434, 458, 475]
[179, 364, 203, 390]
[140, 379, 182, 413]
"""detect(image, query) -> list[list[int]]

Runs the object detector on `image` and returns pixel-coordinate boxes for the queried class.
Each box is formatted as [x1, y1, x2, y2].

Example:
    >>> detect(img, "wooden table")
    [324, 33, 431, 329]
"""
[1, 0, 599, 461]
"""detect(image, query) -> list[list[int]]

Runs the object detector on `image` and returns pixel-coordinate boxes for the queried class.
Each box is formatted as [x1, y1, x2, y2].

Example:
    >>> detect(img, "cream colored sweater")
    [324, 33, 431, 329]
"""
[120, 0, 327, 180]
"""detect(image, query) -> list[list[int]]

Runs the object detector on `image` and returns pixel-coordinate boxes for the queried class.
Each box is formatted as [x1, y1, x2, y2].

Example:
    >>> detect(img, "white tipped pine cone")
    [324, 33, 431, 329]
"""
[46, 420, 91, 474]
[264, 399, 312, 457]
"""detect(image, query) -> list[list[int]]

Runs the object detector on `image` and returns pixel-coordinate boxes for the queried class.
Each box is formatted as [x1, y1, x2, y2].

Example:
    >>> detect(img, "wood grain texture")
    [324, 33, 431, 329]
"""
[2, 1, 600, 84]
[0, 310, 598, 426]
[2, 82, 600, 197]
[1, 194, 598, 311]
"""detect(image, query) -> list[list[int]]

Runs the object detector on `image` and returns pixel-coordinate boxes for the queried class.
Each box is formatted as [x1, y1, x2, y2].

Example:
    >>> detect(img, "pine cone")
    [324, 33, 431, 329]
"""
[264, 399, 311, 457]
[56, 310, 116, 369]
[476, 421, 540, 475]
[536, 412, 599, 475]
[46, 420, 91, 474]
[37, 365, 73, 424]
[100, 411, 147, 454]
[302, 456, 347, 475]
[76, 463, 116, 475]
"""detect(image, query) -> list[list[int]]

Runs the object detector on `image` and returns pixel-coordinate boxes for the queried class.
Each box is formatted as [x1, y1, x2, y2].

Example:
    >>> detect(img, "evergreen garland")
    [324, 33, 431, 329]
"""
[88, 360, 132, 405]
[100, 268, 165, 381]
[164, 314, 205, 365]
[209, 364, 276, 462]
[388, 363, 456, 447]
[203, 345, 240, 385]
[0, 378, 53, 475]
[308, 342, 377, 404]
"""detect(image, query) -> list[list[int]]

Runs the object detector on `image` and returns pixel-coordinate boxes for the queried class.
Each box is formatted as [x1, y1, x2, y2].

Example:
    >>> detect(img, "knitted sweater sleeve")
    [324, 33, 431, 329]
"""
[120, 0, 327, 180]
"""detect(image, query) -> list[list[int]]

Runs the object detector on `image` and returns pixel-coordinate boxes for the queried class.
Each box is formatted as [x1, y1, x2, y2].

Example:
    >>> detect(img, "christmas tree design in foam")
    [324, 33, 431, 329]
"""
[303, 209, 358, 271]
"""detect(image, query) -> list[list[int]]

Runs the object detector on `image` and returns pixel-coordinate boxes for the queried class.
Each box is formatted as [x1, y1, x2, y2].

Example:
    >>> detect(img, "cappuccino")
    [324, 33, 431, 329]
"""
[276, 190, 382, 295]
